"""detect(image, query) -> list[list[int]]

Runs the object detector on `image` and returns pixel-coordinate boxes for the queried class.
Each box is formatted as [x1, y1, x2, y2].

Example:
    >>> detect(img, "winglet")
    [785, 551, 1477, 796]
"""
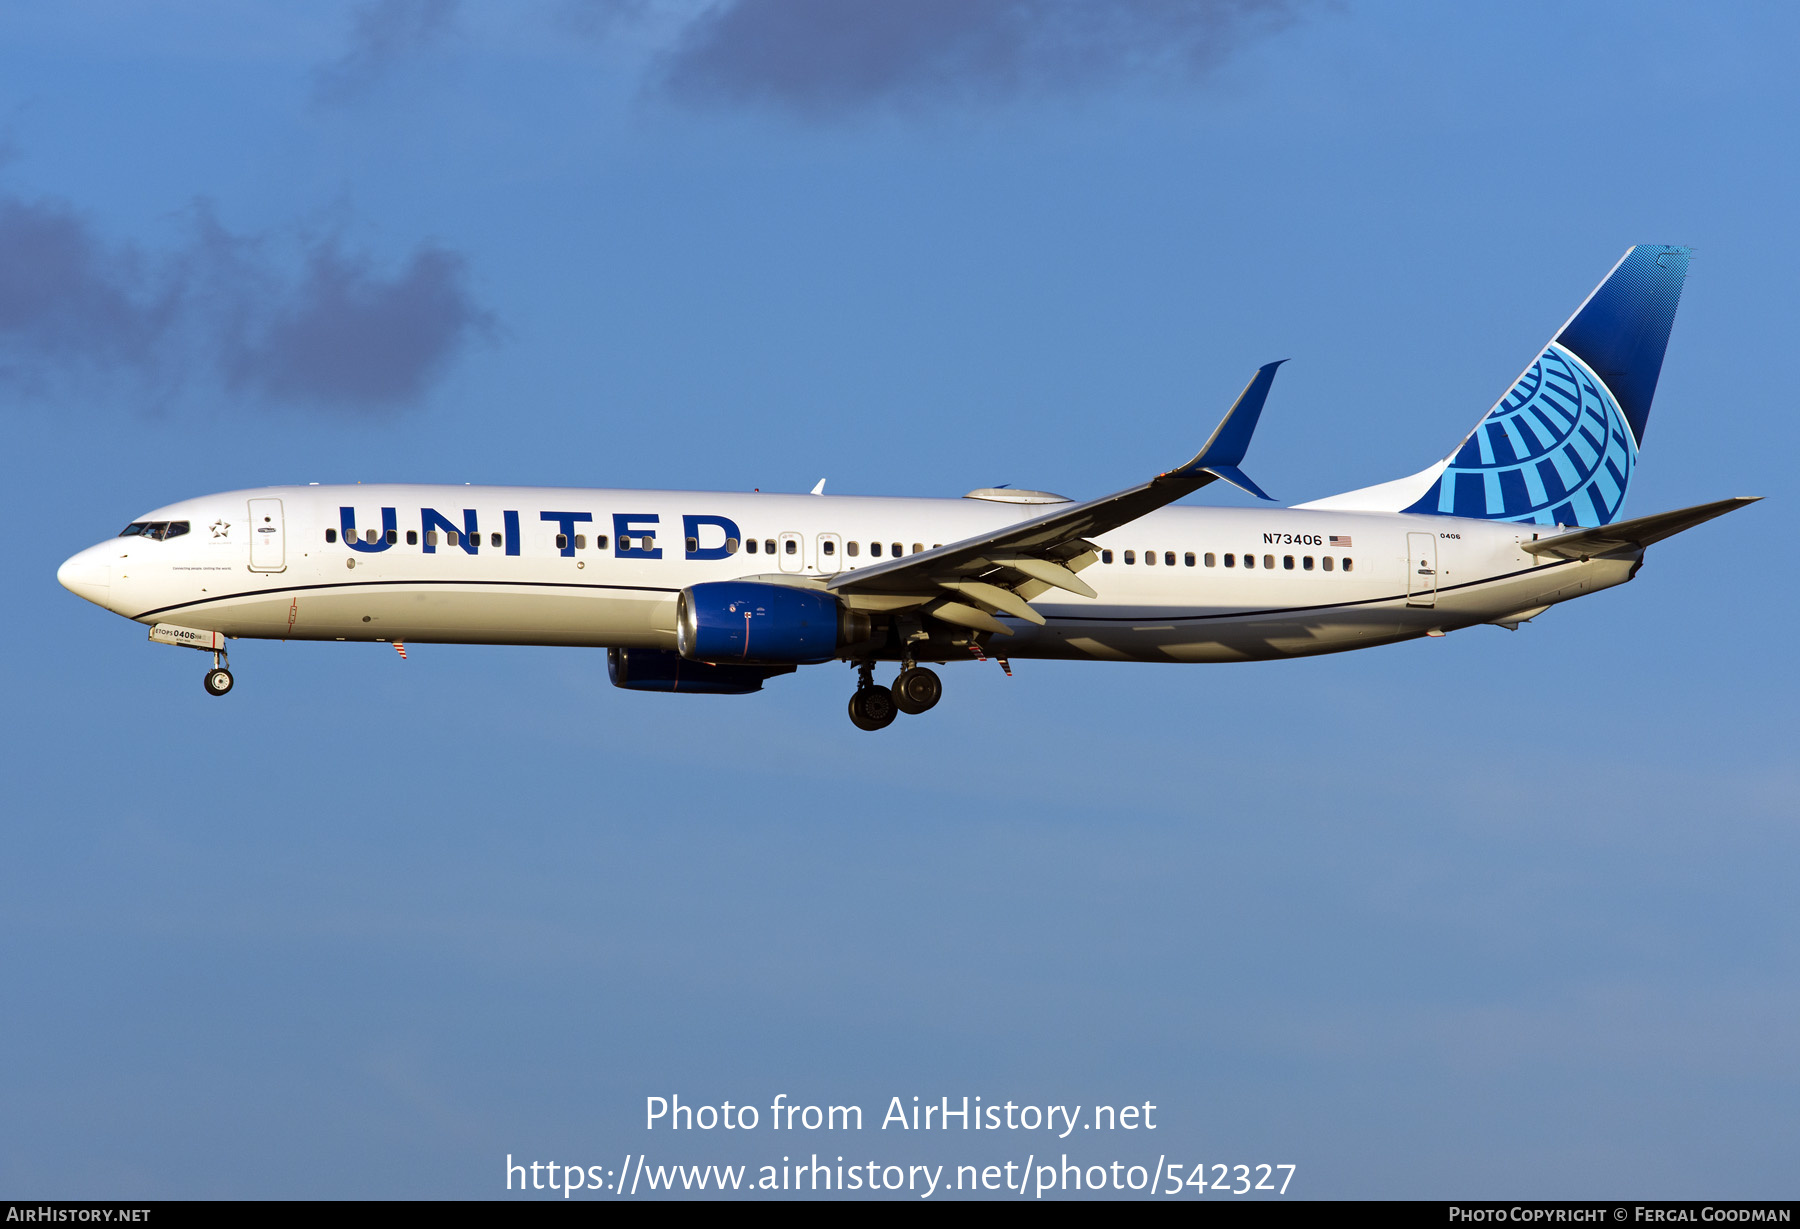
[1168, 360, 1284, 499]
[1200, 464, 1274, 501]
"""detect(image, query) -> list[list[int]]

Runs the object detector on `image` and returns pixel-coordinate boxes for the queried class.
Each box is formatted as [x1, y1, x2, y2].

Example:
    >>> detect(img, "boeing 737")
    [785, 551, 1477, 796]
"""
[58, 245, 1756, 729]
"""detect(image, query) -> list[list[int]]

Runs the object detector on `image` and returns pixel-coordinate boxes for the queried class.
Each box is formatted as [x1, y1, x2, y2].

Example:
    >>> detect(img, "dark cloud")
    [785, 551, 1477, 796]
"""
[314, 0, 458, 103]
[225, 243, 482, 406]
[636, 0, 1310, 114]
[0, 193, 491, 412]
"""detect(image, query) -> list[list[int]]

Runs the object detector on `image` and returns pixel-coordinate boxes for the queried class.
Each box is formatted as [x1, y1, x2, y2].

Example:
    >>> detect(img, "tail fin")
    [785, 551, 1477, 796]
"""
[1297, 246, 1692, 526]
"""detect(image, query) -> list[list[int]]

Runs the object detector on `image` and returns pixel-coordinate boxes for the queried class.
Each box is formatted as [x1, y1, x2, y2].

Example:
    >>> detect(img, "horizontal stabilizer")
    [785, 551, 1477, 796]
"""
[1522, 496, 1759, 560]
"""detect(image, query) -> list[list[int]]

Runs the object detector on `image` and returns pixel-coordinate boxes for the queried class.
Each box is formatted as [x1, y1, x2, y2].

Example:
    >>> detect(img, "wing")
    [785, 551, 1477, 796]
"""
[1520, 496, 1760, 561]
[825, 361, 1285, 635]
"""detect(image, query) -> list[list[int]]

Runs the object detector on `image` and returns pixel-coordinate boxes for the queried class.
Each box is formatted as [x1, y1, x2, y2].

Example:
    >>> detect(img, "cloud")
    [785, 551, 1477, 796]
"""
[0, 193, 491, 412]
[224, 242, 484, 406]
[314, 0, 459, 103]
[624, 0, 1312, 114]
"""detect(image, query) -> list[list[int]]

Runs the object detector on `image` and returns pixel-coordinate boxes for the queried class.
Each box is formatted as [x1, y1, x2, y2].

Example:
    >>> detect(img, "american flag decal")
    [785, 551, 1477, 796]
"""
[394, 642, 407, 660]
[1330, 535, 1352, 547]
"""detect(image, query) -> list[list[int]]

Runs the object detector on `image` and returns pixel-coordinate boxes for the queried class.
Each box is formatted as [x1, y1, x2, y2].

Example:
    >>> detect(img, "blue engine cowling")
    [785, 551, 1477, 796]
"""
[607, 647, 794, 694]
[677, 581, 869, 665]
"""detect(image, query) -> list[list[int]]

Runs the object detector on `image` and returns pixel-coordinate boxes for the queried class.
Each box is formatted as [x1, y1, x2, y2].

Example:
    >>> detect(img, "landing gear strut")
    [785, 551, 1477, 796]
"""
[847, 659, 896, 731]
[203, 649, 234, 697]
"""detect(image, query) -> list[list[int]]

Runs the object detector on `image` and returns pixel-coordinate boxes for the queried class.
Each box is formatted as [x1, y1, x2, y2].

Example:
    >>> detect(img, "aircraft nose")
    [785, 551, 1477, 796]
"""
[57, 544, 112, 607]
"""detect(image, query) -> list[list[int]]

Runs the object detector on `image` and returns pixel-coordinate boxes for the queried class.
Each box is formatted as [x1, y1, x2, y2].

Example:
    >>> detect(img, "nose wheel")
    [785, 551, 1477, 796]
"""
[202, 649, 234, 697]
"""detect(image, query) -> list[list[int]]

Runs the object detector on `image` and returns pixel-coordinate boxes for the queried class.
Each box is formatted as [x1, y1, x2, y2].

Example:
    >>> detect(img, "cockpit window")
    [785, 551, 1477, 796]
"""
[126, 521, 191, 541]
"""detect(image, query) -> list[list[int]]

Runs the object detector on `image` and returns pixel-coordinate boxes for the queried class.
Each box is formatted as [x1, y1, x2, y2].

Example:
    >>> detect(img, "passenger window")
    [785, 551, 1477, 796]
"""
[1264, 554, 1275, 569]
[765, 539, 776, 554]
[1203, 553, 1215, 567]
[1124, 550, 1136, 564]
[1101, 550, 1114, 564]
[446, 530, 459, 546]
[1165, 552, 1176, 566]
[1143, 550, 1154, 565]
[1303, 556, 1313, 570]
[746, 539, 758, 554]
[406, 530, 418, 546]
[892, 543, 902, 557]
[1184, 552, 1195, 567]
[556, 534, 569, 550]
[913, 543, 924, 554]
[365, 529, 379, 544]
[1322, 556, 1334, 571]
[575, 534, 586, 550]
[684, 536, 698, 553]
[1243, 553, 1254, 568]
[1343, 557, 1354, 572]
[386, 529, 398, 545]
[725, 537, 739, 554]
[491, 532, 502, 548]
[425, 530, 438, 546]
[784, 539, 797, 555]
[870, 542, 882, 557]
[1223, 553, 1233, 567]
[822, 540, 836, 556]
[1284, 555, 1294, 570]
[595, 535, 608, 551]
[847, 541, 859, 557]
[326, 528, 338, 544]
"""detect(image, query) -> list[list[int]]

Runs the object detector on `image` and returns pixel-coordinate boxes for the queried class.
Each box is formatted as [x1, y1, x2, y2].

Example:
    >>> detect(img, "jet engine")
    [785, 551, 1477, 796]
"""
[606, 647, 794, 694]
[676, 581, 870, 665]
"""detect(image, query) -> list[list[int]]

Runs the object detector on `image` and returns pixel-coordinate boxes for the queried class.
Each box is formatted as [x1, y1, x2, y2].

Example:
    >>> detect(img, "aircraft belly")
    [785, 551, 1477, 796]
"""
[1018, 605, 1410, 662]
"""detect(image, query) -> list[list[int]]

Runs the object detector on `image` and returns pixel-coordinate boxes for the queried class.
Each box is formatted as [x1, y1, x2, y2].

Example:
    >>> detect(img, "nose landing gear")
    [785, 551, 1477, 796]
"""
[202, 649, 234, 697]
[847, 661, 943, 730]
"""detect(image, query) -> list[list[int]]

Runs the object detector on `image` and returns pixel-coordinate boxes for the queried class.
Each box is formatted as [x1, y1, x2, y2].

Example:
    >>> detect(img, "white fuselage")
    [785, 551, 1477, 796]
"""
[56, 484, 1636, 663]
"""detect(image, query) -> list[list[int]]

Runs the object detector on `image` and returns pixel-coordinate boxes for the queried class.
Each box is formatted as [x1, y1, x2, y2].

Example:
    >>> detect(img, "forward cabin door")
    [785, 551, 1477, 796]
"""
[1406, 531, 1437, 607]
[247, 498, 286, 572]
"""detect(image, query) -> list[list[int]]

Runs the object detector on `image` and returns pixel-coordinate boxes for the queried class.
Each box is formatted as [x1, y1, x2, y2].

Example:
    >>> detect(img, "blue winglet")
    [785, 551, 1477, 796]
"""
[1201, 464, 1274, 502]
[1172, 359, 1283, 499]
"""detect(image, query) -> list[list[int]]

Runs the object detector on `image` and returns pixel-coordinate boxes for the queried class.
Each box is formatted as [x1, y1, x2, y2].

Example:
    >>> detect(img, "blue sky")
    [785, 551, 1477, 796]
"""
[3, 0, 1796, 1199]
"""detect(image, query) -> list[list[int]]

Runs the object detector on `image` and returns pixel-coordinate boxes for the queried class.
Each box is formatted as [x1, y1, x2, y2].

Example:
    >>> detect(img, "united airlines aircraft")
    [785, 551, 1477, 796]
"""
[58, 245, 1756, 729]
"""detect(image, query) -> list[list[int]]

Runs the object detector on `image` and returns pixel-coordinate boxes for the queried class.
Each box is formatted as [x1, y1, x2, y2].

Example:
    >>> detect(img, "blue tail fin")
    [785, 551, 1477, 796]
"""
[1298, 246, 1692, 527]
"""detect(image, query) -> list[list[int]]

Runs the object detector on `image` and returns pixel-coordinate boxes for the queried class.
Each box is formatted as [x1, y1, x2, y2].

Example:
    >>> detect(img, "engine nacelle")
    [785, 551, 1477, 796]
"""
[677, 581, 869, 665]
[607, 647, 794, 694]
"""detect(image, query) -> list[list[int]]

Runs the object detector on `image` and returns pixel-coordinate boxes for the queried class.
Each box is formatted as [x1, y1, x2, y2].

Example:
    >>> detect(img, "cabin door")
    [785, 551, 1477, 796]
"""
[247, 498, 286, 572]
[1406, 532, 1437, 607]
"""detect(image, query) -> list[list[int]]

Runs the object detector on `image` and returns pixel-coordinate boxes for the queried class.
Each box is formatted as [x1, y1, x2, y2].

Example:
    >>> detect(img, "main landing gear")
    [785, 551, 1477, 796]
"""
[847, 661, 942, 731]
[202, 650, 234, 697]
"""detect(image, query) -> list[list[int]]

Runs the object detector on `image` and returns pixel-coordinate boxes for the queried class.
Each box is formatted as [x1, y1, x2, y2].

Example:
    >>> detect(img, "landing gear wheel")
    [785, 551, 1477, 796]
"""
[848, 686, 897, 731]
[203, 668, 235, 697]
[891, 666, 941, 715]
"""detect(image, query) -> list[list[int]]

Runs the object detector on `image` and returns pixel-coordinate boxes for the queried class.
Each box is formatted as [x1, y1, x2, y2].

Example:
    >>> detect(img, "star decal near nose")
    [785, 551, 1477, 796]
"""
[210, 520, 230, 538]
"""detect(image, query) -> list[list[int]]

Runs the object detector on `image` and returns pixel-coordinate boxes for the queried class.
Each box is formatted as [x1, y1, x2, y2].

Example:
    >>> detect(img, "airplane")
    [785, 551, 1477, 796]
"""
[58, 244, 1757, 731]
